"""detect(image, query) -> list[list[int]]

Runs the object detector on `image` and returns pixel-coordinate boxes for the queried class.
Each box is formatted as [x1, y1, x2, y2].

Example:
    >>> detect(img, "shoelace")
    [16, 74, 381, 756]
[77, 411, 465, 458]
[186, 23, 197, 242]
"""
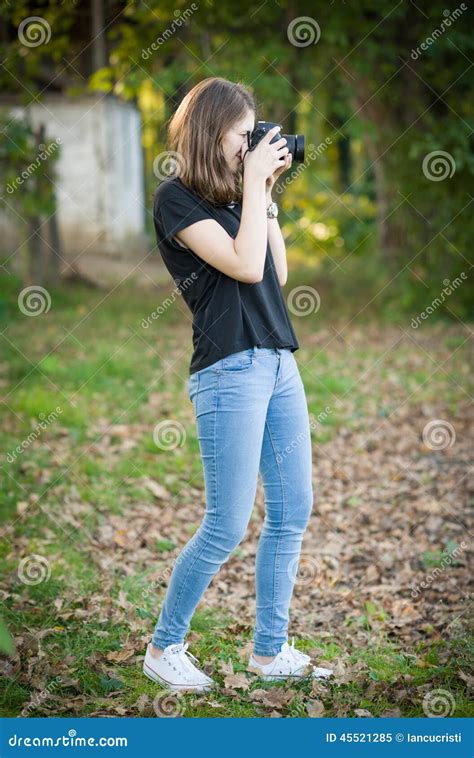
[284, 637, 311, 669]
[170, 643, 208, 678]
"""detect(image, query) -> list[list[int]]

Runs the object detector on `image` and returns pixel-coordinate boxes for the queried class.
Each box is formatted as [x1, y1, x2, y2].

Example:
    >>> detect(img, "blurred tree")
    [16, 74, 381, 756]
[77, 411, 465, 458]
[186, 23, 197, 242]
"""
[1, 0, 471, 312]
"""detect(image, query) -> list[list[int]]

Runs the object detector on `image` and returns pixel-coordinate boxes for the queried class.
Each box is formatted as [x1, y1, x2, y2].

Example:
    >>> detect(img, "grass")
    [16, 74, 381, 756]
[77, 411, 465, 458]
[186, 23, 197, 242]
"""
[0, 273, 472, 717]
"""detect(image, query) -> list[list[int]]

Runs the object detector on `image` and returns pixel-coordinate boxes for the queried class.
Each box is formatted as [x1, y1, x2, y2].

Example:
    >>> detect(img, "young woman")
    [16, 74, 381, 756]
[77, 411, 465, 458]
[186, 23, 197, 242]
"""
[143, 77, 332, 692]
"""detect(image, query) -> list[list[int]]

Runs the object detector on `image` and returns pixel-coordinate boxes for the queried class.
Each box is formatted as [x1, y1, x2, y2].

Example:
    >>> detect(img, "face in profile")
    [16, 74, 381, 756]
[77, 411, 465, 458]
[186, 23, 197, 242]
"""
[221, 109, 255, 174]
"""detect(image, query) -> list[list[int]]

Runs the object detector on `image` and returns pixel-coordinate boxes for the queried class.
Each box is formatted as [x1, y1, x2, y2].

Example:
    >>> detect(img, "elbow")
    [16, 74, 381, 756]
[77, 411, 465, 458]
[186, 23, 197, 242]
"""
[240, 267, 263, 284]
[246, 270, 264, 284]
[278, 275, 288, 286]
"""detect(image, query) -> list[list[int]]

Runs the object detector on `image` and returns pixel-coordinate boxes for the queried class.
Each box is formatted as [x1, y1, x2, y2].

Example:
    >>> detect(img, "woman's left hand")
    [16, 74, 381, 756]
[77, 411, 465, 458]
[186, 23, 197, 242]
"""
[266, 152, 292, 193]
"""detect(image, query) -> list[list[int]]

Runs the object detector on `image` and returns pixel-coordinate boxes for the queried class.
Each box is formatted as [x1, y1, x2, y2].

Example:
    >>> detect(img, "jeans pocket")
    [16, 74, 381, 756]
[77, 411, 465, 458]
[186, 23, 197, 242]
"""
[220, 348, 255, 372]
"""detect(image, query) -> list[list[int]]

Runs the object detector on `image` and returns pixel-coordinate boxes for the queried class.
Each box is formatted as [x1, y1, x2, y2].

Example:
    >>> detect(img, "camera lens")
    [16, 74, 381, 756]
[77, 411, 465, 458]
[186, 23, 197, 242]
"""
[282, 134, 305, 163]
[295, 134, 304, 162]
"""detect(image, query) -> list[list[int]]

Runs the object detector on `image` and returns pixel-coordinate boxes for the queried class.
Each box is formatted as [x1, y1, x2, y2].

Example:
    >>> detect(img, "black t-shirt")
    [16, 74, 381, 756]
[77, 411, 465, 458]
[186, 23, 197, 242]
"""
[152, 175, 300, 375]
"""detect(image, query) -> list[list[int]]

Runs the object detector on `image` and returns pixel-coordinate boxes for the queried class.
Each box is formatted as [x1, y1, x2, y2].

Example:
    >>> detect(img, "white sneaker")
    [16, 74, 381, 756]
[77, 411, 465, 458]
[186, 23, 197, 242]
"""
[143, 641, 216, 692]
[248, 637, 334, 682]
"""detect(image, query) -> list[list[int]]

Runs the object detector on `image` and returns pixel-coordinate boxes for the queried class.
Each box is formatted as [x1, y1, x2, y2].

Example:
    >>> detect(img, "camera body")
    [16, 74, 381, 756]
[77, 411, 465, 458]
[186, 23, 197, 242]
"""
[246, 120, 305, 163]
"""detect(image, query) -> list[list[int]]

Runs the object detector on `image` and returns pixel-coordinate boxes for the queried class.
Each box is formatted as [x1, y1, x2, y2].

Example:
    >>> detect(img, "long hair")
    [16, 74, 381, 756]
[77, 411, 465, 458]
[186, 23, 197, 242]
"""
[166, 77, 256, 206]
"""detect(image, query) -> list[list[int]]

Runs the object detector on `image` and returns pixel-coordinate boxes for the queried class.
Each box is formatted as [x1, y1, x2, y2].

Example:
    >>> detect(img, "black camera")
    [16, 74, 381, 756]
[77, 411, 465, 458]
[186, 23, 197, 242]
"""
[246, 120, 305, 163]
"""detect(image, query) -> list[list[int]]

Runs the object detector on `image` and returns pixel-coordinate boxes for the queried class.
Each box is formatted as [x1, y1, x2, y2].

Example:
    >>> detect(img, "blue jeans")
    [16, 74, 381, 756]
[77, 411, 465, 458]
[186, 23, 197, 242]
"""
[151, 346, 313, 656]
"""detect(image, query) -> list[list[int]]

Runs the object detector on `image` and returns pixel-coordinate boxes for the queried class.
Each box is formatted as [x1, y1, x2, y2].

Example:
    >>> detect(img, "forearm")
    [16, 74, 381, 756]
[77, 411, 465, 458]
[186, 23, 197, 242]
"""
[233, 177, 268, 281]
[266, 191, 288, 286]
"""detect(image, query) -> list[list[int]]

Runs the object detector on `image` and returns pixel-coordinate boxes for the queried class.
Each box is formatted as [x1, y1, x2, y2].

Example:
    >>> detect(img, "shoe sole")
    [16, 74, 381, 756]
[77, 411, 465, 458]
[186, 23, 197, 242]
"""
[143, 662, 215, 693]
[256, 673, 311, 682]
[247, 662, 316, 682]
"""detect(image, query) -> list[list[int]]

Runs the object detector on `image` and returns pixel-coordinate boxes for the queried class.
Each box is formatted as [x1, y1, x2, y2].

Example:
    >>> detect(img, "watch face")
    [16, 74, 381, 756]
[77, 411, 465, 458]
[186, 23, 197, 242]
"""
[267, 202, 278, 216]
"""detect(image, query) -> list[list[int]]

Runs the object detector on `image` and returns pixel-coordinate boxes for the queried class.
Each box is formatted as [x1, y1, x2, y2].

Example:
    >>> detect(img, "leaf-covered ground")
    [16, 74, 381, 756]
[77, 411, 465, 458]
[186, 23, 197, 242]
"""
[0, 281, 472, 718]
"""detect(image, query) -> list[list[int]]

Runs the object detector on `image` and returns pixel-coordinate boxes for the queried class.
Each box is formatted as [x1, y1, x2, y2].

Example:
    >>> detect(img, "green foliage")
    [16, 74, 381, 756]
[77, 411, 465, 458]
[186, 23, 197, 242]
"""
[0, 110, 60, 219]
[1, 2, 472, 311]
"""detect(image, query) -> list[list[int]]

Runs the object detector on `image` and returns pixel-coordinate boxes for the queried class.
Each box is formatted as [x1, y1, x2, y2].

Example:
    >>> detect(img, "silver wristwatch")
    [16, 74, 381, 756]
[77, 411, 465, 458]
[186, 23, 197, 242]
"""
[266, 201, 278, 219]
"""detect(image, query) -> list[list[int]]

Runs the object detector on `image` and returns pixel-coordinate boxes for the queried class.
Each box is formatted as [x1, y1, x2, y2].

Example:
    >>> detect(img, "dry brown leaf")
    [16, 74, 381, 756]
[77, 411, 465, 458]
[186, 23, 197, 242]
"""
[354, 708, 373, 717]
[307, 699, 325, 717]
[249, 687, 295, 708]
[223, 672, 250, 690]
[105, 648, 136, 663]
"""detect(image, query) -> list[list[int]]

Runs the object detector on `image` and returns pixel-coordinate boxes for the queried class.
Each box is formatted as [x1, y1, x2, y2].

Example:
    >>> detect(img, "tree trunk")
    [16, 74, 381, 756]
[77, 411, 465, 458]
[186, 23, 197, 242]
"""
[27, 218, 45, 286]
[47, 211, 63, 285]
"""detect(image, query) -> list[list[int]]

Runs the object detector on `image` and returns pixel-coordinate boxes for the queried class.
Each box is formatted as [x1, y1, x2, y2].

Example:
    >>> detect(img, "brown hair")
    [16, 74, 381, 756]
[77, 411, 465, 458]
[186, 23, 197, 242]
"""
[166, 77, 256, 206]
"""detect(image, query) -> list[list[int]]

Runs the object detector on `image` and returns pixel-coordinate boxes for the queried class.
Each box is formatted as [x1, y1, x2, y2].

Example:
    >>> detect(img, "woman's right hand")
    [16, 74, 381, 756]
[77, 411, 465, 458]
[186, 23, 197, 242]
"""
[241, 125, 289, 182]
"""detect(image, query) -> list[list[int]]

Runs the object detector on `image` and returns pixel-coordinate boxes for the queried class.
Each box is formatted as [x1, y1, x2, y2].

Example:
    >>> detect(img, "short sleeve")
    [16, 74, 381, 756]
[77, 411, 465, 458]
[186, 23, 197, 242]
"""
[154, 182, 213, 246]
